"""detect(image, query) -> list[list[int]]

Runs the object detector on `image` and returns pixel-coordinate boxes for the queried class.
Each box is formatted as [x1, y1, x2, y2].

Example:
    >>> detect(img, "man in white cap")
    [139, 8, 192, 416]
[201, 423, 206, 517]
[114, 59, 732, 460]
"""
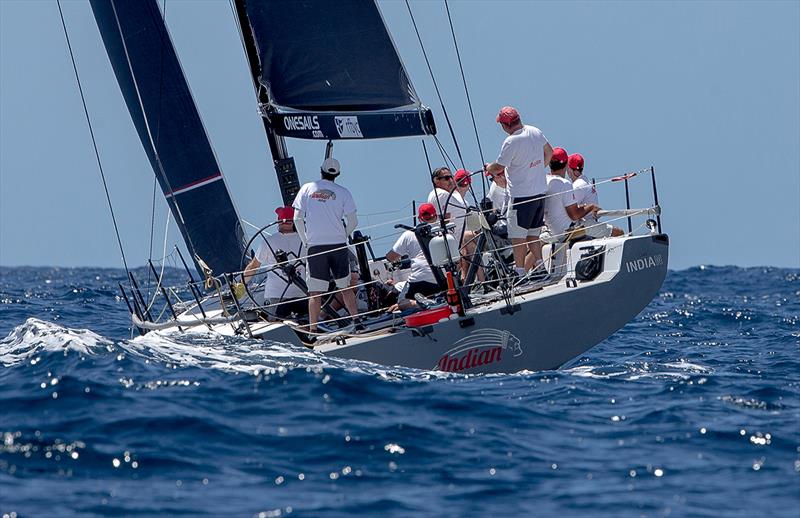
[292, 157, 359, 336]
[484, 106, 554, 278]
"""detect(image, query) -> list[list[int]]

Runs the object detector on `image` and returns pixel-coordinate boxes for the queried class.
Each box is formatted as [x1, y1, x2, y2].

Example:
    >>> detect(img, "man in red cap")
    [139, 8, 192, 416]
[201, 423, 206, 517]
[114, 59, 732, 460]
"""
[541, 148, 605, 274]
[427, 166, 471, 279]
[385, 203, 442, 306]
[484, 106, 554, 278]
[244, 206, 308, 319]
[567, 153, 623, 238]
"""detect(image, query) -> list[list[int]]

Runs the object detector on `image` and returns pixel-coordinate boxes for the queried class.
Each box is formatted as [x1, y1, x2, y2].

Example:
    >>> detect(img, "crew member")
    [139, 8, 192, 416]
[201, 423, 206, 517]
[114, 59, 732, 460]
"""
[427, 166, 467, 244]
[453, 169, 485, 284]
[386, 203, 442, 307]
[568, 153, 623, 238]
[542, 148, 601, 272]
[292, 157, 359, 335]
[484, 106, 554, 277]
[243, 206, 307, 319]
[485, 168, 513, 262]
[487, 168, 509, 218]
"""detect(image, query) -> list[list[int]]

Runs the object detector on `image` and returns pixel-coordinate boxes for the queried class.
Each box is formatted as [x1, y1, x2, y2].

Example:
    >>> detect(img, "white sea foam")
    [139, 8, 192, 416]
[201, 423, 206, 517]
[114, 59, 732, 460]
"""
[562, 360, 713, 381]
[0, 318, 113, 366]
[121, 328, 328, 375]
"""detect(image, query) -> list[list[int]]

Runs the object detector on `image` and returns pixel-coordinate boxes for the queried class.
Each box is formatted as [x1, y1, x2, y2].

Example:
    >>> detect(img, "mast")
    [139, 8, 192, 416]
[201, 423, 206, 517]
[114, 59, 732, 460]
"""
[233, 0, 300, 207]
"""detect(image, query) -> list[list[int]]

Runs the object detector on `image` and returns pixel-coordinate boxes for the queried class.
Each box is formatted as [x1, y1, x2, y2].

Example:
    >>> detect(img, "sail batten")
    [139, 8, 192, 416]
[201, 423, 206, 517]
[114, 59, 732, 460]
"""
[90, 0, 246, 277]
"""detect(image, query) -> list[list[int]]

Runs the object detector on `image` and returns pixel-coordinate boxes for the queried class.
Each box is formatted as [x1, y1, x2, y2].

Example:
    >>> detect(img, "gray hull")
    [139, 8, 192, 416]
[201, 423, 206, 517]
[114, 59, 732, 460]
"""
[259, 233, 669, 374]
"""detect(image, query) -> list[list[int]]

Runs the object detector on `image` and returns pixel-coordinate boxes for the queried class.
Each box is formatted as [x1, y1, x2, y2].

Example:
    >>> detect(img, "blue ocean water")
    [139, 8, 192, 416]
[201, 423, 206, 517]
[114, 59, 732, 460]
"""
[0, 266, 797, 517]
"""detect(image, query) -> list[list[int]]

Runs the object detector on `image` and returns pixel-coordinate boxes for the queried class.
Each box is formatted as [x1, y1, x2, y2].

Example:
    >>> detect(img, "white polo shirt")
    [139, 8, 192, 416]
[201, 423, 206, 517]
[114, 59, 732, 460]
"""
[254, 231, 306, 299]
[488, 181, 509, 215]
[544, 175, 577, 237]
[391, 230, 436, 284]
[292, 179, 356, 246]
[427, 187, 467, 241]
[496, 125, 549, 198]
[572, 176, 599, 222]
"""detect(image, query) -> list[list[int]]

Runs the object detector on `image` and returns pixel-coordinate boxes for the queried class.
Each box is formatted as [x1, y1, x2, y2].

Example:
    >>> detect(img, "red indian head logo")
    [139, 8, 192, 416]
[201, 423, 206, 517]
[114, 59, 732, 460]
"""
[435, 329, 522, 373]
[310, 189, 336, 201]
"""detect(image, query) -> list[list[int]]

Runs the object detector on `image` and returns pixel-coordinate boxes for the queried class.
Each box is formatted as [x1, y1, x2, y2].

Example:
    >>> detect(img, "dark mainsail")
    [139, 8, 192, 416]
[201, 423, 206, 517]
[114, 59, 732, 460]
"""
[90, 0, 246, 277]
[236, 0, 436, 140]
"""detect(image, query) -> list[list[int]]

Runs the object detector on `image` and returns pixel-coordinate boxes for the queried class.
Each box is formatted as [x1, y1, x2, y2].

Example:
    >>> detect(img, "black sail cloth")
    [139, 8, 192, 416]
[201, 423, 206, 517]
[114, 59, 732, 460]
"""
[91, 0, 246, 277]
[239, 0, 435, 139]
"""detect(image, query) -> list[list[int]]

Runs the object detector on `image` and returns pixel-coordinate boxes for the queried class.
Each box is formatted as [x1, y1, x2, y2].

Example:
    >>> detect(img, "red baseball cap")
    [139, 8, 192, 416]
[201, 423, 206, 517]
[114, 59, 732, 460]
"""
[275, 206, 295, 221]
[551, 147, 568, 163]
[418, 203, 437, 221]
[496, 106, 520, 125]
[568, 153, 584, 170]
[454, 169, 472, 185]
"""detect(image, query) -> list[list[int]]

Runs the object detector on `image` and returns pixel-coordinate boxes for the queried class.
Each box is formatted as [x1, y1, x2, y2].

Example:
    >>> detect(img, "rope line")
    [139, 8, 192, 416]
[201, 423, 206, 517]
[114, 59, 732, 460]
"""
[56, 0, 131, 276]
[443, 0, 487, 200]
[109, 0, 201, 263]
[404, 0, 465, 169]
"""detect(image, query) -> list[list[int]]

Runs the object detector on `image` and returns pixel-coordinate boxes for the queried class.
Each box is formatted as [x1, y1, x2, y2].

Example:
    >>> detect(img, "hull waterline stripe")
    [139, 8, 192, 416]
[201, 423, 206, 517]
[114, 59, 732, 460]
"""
[165, 173, 223, 198]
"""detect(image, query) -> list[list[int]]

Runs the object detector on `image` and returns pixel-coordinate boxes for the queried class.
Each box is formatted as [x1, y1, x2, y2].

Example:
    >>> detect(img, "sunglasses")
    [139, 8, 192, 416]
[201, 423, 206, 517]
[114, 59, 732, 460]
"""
[436, 175, 453, 181]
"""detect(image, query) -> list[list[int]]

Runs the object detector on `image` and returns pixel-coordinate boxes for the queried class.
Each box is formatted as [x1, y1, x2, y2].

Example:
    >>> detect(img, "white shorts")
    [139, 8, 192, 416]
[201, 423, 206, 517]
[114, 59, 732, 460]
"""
[507, 208, 542, 239]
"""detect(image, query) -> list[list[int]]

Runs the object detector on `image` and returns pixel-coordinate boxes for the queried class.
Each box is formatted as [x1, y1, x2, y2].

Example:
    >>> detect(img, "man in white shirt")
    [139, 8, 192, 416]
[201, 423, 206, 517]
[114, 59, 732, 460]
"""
[568, 153, 623, 238]
[427, 167, 466, 242]
[292, 157, 359, 335]
[485, 168, 513, 261]
[385, 203, 441, 306]
[542, 147, 602, 248]
[484, 106, 554, 277]
[427, 167, 480, 282]
[244, 206, 307, 319]
[487, 168, 509, 217]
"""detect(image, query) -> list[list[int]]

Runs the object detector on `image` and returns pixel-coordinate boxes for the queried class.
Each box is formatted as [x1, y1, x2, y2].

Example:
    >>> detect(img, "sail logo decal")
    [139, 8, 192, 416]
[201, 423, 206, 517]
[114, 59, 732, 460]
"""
[283, 115, 320, 131]
[435, 329, 522, 372]
[625, 254, 664, 273]
[310, 189, 336, 202]
[334, 116, 364, 138]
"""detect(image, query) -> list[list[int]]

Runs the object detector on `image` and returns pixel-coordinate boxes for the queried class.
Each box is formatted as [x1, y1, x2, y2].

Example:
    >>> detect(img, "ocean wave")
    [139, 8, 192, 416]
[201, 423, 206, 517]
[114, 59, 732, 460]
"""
[0, 318, 113, 367]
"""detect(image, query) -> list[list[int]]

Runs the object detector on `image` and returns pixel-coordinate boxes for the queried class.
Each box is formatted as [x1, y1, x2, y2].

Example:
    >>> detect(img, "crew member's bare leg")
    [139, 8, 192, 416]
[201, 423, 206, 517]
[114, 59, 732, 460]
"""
[341, 288, 358, 319]
[512, 237, 527, 270]
[308, 292, 322, 332]
[527, 237, 543, 270]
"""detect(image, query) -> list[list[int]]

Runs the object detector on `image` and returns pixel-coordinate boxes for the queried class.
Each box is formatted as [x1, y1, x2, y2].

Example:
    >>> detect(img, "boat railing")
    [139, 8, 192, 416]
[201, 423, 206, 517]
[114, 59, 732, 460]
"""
[124, 166, 663, 335]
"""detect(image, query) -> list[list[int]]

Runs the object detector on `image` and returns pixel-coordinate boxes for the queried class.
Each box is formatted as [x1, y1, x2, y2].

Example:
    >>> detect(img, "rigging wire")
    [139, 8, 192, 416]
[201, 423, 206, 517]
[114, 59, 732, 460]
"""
[108, 0, 201, 266]
[147, 0, 170, 299]
[56, 0, 131, 276]
[404, 0, 465, 170]
[444, 0, 487, 200]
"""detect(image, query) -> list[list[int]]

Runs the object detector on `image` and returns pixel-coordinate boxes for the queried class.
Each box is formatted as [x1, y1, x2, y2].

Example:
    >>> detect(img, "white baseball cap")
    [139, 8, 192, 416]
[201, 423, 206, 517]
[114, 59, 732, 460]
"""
[321, 157, 340, 176]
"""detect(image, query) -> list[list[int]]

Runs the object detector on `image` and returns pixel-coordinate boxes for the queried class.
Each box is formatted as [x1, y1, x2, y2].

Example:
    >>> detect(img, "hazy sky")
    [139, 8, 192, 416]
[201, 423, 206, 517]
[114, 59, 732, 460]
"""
[1, 0, 798, 270]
